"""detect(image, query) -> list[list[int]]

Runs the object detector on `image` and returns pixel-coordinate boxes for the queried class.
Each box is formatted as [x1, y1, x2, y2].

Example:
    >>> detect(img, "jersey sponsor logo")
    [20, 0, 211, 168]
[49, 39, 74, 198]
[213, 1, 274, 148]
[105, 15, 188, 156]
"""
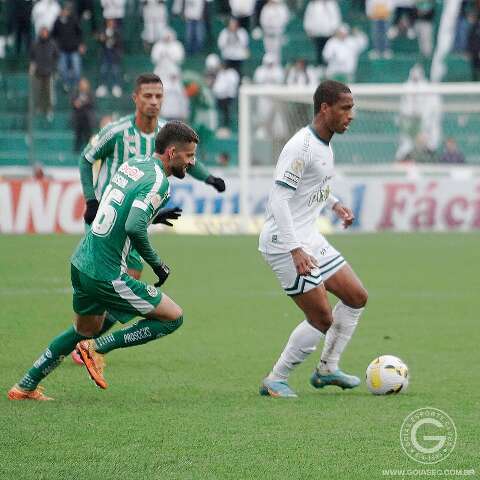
[118, 162, 144, 181]
[146, 285, 158, 297]
[111, 173, 128, 188]
[308, 185, 331, 206]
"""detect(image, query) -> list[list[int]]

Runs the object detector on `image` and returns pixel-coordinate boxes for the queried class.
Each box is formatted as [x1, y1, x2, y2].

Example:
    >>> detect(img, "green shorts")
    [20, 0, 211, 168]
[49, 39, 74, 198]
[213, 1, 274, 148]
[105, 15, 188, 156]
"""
[71, 264, 162, 323]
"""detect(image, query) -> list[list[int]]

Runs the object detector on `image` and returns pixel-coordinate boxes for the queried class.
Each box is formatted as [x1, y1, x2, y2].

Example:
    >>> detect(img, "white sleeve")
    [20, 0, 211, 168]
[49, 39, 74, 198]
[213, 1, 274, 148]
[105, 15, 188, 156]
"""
[326, 192, 340, 209]
[269, 183, 301, 251]
[274, 143, 308, 190]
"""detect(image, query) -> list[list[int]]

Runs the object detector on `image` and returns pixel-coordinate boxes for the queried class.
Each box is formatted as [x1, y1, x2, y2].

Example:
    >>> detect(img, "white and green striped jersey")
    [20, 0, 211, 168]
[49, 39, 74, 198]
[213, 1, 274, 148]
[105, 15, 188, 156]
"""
[72, 156, 170, 281]
[82, 114, 166, 200]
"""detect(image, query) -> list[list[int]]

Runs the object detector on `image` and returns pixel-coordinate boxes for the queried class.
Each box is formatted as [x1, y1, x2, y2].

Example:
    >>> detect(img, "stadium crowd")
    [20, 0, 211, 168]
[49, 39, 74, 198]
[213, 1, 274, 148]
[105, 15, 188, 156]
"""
[1, 0, 478, 161]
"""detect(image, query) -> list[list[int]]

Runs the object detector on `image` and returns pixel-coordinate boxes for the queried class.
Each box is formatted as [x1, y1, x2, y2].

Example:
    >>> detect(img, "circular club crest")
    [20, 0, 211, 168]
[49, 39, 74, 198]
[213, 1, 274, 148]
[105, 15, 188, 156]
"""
[400, 407, 457, 464]
[146, 285, 158, 297]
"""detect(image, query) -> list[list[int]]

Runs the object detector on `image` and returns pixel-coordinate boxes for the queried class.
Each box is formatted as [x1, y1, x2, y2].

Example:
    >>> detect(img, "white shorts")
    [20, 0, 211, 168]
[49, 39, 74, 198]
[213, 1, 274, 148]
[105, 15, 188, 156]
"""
[262, 239, 346, 296]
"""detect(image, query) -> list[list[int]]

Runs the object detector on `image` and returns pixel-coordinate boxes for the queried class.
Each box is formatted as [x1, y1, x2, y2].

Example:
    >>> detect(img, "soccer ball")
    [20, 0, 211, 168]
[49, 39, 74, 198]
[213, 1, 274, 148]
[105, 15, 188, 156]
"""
[366, 355, 409, 395]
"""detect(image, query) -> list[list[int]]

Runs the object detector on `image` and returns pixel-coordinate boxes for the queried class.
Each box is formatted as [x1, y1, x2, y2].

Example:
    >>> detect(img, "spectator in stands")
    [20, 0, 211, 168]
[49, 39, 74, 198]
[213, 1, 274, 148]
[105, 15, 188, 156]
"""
[9, 0, 33, 56]
[454, 1, 473, 53]
[96, 18, 123, 98]
[30, 26, 59, 120]
[229, 0, 256, 32]
[387, 0, 416, 40]
[172, 0, 206, 56]
[303, 0, 342, 67]
[75, 0, 97, 32]
[415, 0, 436, 58]
[217, 152, 230, 166]
[205, 53, 221, 88]
[100, 0, 126, 30]
[141, 0, 168, 49]
[366, 0, 394, 59]
[71, 77, 95, 152]
[468, 12, 480, 80]
[212, 61, 240, 137]
[52, 2, 85, 92]
[217, 18, 250, 76]
[151, 28, 184, 80]
[407, 132, 437, 163]
[439, 138, 466, 164]
[31, 0, 61, 36]
[260, 0, 290, 62]
[285, 58, 318, 85]
[253, 53, 286, 140]
[323, 24, 368, 82]
[161, 70, 190, 121]
[396, 64, 442, 162]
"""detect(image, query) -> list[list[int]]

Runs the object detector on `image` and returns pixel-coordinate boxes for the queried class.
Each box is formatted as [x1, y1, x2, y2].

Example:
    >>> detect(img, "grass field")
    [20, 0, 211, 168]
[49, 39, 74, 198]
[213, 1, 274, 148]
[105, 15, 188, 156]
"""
[0, 233, 479, 480]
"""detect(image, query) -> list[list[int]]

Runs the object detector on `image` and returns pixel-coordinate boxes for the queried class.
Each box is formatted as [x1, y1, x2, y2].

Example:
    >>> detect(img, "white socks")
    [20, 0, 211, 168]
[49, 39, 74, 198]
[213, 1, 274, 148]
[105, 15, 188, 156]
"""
[268, 320, 324, 381]
[318, 301, 364, 374]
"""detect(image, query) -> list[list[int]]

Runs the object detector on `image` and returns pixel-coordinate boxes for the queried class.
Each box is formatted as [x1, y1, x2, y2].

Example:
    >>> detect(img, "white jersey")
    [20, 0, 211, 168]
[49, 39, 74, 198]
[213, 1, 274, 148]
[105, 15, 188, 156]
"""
[259, 125, 335, 254]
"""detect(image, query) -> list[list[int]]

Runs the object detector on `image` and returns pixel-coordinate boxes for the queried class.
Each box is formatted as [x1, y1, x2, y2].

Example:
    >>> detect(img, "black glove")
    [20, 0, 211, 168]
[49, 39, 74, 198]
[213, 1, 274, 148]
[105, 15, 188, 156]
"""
[152, 206, 183, 227]
[84, 199, 99, 225]
[153, 262, 170, 287]
[205, 175, 226, 193]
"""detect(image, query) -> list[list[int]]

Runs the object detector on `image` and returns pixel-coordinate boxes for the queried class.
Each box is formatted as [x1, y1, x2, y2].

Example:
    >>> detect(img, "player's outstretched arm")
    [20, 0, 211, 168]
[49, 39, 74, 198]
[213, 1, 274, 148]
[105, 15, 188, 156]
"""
[79, 155, 98, 224]
[125, 206, 169, 286]
[187, 159, 226, 192]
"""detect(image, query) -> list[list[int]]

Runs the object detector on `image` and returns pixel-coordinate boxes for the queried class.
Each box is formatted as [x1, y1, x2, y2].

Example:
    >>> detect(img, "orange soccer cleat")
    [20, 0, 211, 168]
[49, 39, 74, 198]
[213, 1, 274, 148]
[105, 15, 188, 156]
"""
[7, 384, 54, 401]
[75, 340, 107, 389]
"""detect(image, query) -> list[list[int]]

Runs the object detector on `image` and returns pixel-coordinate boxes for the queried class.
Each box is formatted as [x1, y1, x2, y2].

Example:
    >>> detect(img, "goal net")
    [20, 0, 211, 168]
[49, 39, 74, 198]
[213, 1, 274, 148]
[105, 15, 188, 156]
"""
[238, 82, 480, 220]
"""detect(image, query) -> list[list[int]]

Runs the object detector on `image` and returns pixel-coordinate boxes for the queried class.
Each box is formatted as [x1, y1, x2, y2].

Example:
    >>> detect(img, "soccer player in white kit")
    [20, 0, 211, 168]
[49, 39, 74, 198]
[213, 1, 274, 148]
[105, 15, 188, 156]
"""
[258, 80, 368, 398]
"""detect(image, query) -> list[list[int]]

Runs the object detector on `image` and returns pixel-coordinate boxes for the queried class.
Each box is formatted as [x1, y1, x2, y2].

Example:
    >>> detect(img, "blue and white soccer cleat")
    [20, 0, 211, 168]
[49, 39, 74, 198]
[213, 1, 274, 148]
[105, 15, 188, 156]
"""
[259, 378, 298, 398]
[310, 369, 360, 390]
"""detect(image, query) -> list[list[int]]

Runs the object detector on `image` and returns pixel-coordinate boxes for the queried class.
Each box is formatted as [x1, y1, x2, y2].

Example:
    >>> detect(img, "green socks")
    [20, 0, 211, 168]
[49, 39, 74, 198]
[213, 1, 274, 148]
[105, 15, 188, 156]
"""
[18, 326, 87, 390]
[18, 313, 118, 391]
[95, 317, 183, 354]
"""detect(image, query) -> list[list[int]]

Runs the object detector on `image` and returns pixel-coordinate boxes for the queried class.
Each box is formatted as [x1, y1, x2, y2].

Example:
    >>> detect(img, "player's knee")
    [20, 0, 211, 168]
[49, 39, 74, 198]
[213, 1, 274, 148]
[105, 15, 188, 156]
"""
[75, 320, 103, 337]
[350, 287, 368, 309]
[308, 308, 333, 333]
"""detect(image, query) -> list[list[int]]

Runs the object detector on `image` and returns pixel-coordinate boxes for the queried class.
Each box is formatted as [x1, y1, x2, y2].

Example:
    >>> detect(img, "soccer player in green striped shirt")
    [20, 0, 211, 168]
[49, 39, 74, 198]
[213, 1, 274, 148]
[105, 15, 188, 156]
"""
[80, 72, 225, 279]
[73, 73, 225, 364]
[8, 121, 198, 400]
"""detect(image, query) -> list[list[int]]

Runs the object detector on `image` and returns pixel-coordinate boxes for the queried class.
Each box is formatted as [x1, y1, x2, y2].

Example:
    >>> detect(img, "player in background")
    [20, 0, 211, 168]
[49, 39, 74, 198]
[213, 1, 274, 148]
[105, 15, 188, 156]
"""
[258, 80, 368, 398]
[71, 72, 225, 364]
[8, 121, 198, 400]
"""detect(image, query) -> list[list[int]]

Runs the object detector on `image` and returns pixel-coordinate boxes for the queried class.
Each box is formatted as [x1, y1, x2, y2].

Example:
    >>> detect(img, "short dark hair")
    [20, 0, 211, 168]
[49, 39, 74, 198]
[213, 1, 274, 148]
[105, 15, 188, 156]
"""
[135, 73, 163, 92]
[155, 121, 199, 154]
[313, 80, 351, 115]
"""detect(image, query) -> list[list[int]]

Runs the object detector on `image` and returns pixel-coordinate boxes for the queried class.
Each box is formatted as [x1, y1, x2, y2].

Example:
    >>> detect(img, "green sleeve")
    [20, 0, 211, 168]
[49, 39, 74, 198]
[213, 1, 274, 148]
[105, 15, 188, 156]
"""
[79, 155, 96, 201]
[187, 159, 211, 182]
[125, 207, 162, 270]
[82, 125, 116, 163]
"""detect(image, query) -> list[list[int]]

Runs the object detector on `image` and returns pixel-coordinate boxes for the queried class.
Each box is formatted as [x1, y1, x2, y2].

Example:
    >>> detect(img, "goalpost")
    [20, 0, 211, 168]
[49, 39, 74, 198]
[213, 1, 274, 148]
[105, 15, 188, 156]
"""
[238, 82, 480, 225]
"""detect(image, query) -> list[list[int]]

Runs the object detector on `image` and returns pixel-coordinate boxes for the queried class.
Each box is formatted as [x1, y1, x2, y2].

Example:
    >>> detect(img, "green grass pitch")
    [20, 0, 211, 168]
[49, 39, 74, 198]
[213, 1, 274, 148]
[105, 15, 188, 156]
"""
[0, 233, 478, 479]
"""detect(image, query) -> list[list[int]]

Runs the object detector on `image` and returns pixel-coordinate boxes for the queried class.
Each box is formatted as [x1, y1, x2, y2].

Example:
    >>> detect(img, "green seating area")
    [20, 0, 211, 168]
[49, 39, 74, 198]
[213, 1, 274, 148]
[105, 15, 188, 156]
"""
[0, 1, 474, 168]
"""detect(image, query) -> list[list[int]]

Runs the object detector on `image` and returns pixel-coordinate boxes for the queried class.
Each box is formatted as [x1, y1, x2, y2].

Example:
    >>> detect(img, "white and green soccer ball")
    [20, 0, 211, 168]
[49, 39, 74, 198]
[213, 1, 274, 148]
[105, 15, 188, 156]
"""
[366, 355, 409, 395]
